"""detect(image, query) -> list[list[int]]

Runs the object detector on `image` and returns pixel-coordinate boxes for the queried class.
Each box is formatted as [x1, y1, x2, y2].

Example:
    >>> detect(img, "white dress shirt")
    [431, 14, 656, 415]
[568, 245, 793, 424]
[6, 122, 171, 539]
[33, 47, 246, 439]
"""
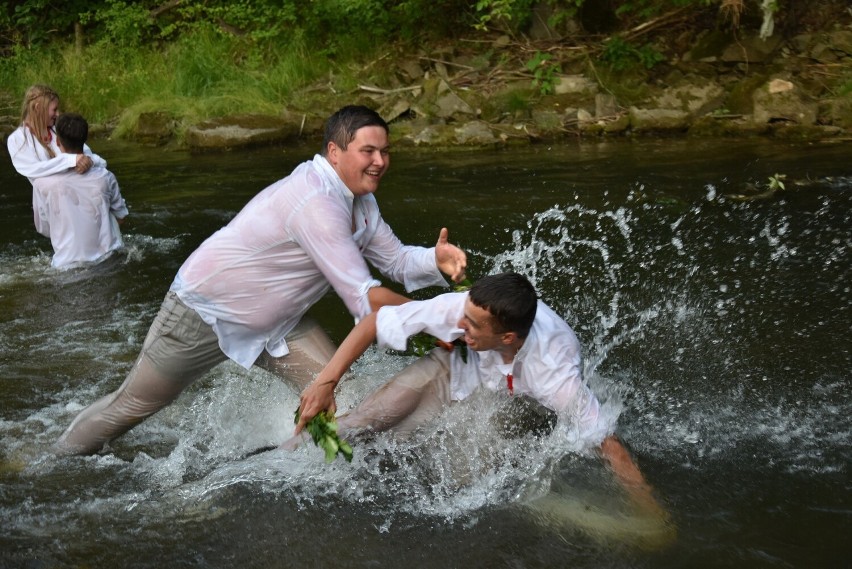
[376, 292, 604, 440]
[32, 167, 128, 268]
[171, 154, 447, 369]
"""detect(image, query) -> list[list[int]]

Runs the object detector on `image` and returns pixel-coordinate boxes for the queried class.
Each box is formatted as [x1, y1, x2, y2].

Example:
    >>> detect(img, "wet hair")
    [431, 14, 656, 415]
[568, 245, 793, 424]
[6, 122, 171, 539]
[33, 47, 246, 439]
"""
[55, 113, 88, 154]
[469, 272, 538, 339]
[321, 105, 389, 156]
[19, 84, 60, 158]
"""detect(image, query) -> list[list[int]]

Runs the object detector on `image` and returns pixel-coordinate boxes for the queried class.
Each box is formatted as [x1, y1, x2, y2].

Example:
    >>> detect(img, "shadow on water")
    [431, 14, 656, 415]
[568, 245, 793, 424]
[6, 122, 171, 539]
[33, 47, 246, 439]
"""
[0, 138, 849, 568]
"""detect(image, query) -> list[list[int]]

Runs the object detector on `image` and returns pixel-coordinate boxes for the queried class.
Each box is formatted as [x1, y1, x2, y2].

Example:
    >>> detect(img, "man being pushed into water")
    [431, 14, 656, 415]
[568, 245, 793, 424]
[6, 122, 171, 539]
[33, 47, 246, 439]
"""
[285, 272, 670, 521]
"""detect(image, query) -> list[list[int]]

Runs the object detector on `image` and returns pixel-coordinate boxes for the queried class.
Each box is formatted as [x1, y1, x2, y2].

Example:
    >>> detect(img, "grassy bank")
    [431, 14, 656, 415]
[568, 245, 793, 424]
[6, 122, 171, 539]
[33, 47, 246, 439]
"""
[1, 28, 336, 138]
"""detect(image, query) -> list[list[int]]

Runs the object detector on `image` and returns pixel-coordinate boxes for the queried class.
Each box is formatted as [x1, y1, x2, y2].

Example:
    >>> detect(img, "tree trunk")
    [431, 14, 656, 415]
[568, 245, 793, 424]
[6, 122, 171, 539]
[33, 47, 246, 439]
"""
[74, 21, 84, 53]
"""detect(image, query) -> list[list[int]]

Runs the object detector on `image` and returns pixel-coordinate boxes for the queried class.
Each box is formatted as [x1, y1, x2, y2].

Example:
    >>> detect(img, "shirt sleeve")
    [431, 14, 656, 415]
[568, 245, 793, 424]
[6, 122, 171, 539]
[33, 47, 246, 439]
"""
[376, 292, 467, 350]
[288, 191, 380, 320]
[357, 196, 447, 292]
[31, 181, 50, 237]
[7, 128, 107, 180]
[533, 345, 585, 414]
[106, 171, 129, 219]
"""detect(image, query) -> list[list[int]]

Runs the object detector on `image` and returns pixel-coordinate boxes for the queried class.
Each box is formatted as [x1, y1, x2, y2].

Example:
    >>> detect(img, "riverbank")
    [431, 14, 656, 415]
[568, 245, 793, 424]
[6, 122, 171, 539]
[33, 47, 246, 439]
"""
[2, 6, 850, 151]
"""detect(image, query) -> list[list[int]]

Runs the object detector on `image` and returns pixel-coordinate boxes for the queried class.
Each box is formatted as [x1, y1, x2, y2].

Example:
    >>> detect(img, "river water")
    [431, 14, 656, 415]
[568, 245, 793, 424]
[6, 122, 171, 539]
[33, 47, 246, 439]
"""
[1, 137, 849, 568]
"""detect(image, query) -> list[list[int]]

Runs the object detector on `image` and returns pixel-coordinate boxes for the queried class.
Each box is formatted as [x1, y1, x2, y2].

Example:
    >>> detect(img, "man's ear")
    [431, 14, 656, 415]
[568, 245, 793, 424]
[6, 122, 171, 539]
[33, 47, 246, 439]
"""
[501, 331, 518, 346]
[326, 141, 339, 164]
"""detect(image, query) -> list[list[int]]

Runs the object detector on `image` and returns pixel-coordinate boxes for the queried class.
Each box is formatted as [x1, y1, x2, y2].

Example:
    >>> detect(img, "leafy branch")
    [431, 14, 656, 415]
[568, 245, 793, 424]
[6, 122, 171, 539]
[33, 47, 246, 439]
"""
[294, 407, 353, 463]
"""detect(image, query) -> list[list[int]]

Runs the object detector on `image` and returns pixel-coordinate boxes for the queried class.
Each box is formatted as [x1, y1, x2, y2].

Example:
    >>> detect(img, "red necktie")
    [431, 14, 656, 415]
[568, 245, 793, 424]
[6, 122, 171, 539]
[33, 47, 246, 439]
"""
[506, 373, 514, 395]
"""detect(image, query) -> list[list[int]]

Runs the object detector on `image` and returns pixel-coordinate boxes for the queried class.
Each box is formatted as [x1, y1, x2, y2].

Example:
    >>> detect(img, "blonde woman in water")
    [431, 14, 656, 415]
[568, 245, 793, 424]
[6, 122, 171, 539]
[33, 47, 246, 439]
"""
[6, 84, 106, 183]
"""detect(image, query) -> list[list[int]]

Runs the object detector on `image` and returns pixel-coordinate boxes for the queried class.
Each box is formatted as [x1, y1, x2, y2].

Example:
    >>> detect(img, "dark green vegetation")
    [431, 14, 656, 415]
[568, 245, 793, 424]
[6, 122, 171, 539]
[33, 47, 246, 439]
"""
[1, 1, 849, 141]
[294, 407, 353, 463]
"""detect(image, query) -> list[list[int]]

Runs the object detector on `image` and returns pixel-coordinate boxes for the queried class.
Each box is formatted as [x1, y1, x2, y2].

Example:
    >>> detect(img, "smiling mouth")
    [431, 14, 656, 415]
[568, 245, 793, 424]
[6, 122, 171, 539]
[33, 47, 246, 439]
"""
[365, 169, 382, 177]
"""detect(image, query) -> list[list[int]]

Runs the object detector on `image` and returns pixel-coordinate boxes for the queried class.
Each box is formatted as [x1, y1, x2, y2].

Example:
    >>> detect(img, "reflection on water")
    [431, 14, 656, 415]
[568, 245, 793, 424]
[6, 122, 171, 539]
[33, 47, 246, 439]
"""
[1, 138, 849, 568]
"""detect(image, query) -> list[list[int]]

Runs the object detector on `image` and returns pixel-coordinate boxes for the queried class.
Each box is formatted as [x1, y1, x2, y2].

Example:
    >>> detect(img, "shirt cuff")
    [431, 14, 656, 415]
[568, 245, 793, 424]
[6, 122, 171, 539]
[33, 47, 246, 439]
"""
[402, 247, 448, 292]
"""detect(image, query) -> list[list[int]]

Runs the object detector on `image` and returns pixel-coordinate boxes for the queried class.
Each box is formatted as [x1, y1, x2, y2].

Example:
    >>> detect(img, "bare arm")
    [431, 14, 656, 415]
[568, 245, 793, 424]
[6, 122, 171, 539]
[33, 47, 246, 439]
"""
[294, 283, 410, 431]
[295, 311, 380, 433]
[599, 435, 671, 521]
[367, 285, 410, 312]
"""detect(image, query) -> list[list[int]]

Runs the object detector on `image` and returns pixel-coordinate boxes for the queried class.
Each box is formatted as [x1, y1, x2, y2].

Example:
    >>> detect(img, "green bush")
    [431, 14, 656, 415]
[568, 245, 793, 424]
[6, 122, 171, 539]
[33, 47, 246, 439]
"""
[600, 36, 665, 71]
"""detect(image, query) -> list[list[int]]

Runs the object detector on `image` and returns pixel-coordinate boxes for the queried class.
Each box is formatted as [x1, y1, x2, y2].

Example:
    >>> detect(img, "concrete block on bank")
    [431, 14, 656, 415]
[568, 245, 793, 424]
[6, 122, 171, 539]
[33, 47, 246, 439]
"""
[185, 113, 311, 151]
[628, 107, 691, 132]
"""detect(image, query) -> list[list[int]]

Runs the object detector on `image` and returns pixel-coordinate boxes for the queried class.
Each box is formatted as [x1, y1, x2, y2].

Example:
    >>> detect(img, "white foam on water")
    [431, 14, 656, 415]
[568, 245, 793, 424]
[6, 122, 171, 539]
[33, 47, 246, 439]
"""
[122, 233, 184, 263]
[0, 247, 55, 286]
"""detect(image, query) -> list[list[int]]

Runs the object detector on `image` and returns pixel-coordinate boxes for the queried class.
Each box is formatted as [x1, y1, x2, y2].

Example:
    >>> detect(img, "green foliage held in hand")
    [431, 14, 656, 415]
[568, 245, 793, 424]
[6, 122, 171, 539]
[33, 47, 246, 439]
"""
[294, 407, 353, 463]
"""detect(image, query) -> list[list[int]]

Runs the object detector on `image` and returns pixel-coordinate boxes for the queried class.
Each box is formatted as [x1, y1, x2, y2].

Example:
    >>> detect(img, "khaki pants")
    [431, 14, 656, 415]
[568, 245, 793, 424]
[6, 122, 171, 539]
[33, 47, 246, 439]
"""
[335, 347, 452, 437]
[55, 291, 336, 455]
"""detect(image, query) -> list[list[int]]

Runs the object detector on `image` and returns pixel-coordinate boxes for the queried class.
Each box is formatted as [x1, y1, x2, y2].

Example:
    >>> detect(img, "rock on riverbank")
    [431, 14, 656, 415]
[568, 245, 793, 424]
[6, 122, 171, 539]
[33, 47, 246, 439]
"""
[159, 25, 852, 151]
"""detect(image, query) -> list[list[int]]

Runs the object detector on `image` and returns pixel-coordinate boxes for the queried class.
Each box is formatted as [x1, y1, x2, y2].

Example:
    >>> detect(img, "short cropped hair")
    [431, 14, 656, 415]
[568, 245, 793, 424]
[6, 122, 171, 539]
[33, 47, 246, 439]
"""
[321, 105, 389, 156]
[469, 272, 538, 339]
[55, 113, 88, 153]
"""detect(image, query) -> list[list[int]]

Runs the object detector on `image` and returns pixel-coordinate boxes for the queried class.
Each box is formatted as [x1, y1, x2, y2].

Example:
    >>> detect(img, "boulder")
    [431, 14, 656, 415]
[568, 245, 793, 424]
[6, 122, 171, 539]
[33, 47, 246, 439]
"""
[595, 93, 619, 118]
[184, 112, 310, 150]
[553, 75, 598, 96]
[453, 121, 499, 145]
[828, 30, 852, 57]
[628, 107, 691, 132]
[824, 96, 852, 129]
[752, 79, 818, 125]
[418, 78, 479, 121]
[130, 111, 175, 146]
[653, 80, 726, 116]
[406, 124, 457, 147]
[719, 33, 783, 64]
[531, 109, 564, 134]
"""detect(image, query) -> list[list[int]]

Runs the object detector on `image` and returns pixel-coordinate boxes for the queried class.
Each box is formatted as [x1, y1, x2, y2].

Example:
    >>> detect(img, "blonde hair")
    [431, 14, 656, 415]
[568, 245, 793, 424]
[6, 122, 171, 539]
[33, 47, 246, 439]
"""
[20, 84, 60, 158]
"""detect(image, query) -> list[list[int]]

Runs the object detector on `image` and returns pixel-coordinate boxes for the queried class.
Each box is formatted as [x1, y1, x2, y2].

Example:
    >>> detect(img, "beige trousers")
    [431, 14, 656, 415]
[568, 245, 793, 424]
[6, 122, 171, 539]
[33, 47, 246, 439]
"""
[55, 291, 336, 455]
[335, 348, 452, 437]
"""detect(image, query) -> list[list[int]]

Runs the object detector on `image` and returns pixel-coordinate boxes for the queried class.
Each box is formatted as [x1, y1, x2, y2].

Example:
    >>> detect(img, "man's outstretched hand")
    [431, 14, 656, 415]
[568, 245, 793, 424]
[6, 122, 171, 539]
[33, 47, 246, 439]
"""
[435, 227, 467, 283]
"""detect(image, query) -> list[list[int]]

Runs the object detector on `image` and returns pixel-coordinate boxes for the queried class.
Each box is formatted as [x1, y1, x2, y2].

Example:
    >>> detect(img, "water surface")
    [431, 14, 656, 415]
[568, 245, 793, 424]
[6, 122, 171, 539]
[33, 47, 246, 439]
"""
[1, 137, 849, 568]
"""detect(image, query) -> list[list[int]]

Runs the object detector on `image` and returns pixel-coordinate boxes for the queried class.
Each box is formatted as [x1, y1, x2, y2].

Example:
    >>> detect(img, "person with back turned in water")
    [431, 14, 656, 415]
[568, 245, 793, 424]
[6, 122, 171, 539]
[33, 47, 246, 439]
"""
[31, 112, 128, 269]
[55, 105, 467, 456]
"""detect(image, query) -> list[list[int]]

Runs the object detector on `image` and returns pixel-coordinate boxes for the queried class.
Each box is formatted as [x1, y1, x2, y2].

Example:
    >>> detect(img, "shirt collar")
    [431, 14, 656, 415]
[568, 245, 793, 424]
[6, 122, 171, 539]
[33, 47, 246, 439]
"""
[313, 154, 354, 200]
[516, 326, 535, 360]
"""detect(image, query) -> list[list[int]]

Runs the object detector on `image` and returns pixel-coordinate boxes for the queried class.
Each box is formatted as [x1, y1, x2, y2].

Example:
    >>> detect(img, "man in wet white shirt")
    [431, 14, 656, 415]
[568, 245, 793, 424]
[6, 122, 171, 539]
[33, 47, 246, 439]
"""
[55, 105, 467, 456]
[291, 272, 602, 441]
[31, 113, 128, 269]
[289, 273, 669, 519]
